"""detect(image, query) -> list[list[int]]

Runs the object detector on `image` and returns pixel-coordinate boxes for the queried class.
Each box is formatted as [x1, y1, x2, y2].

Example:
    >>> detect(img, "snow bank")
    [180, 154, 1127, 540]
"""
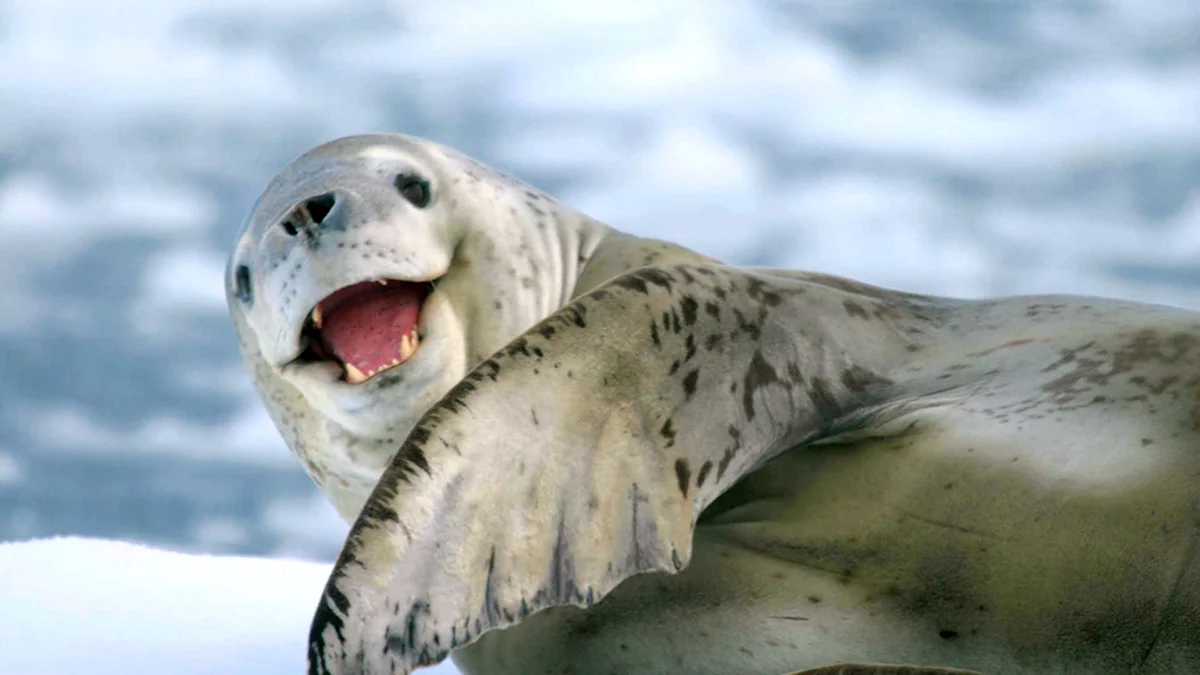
[0, 537, 460, 674]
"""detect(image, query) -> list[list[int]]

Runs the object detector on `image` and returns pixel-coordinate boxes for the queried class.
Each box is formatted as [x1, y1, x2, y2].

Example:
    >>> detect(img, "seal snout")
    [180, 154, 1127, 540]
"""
[280, 191, 343, 238]
[295, 278, 435, 384]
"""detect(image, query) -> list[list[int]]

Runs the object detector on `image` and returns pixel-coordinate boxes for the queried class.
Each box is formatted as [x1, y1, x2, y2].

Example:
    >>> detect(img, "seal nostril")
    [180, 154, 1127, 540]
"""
[306, 192, 337, 225]
[281, 220, 299, 236]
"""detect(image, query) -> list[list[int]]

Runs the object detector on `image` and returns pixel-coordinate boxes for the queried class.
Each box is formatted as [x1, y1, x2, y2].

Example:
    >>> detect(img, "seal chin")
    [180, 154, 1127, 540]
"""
[285, 276, 439, 385]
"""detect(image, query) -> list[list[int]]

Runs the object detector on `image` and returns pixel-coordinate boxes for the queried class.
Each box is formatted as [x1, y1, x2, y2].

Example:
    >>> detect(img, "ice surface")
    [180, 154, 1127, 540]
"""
[0, 537, 462, 674]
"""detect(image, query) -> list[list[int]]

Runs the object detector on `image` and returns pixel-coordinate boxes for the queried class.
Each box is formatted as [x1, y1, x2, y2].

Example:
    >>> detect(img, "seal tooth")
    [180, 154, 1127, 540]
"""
[398, 332, 416, 362]
[378, 279, 388, 286]
[311, 304, 323, 330]
[344, 362, 368, 384]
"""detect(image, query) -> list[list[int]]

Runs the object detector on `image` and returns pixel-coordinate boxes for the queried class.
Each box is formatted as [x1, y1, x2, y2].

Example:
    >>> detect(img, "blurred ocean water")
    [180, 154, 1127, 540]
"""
[0, 0, 1196, 561]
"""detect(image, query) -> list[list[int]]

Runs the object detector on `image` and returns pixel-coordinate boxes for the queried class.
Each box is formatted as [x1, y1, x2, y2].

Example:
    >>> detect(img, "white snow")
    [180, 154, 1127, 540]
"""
[0, 537, 462, 674]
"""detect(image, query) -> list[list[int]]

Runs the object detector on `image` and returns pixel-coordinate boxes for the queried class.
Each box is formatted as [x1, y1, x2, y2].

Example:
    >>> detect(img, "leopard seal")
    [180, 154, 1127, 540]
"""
[226, 134, 1200, 674]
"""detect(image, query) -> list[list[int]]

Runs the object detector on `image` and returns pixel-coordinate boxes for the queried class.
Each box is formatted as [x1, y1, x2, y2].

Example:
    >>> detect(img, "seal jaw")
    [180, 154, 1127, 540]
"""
[289, 276, 438, 385]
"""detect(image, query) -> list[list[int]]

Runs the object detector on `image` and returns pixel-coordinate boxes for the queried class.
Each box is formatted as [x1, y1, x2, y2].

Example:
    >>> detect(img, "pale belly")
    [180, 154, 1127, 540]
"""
[452, 401, 1200, 675]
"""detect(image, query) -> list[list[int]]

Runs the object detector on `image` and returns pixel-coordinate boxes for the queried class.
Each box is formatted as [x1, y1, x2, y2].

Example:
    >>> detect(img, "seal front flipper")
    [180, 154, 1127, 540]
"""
[306, 263, 952, 675]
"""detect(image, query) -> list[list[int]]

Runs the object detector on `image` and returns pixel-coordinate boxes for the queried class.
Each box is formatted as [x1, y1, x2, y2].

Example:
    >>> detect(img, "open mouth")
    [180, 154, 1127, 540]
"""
[295, 278, 434, 384]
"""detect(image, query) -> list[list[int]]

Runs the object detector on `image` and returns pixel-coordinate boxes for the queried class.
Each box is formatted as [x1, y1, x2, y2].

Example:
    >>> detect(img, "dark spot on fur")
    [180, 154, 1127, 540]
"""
[786, 361, 802, 382]
[682, 369, 699, 400]
[843, 300, 869, 319]
[613, 275, 649, 294]
[717, 425, 742, 481]
[841, 364, 892, 395]
[507, 337, 531, 358]
[742, 351, 782, 421]
[808, 376, 841, 420]
[660, 418, 676, 447]
[481, 359, 501, 381]
[674, 458, 691, 497]
[732, 307, 761, 340]
[744, 276, 783, 306]
[679, 295, 698, 326]
[613, 267, 676, 296]
[696, 460, 713, 487]
[561, 305, 587, 328]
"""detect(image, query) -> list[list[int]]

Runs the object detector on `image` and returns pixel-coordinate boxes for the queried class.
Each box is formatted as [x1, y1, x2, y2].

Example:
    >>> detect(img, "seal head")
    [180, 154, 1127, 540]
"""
[226, 133, 611, 517]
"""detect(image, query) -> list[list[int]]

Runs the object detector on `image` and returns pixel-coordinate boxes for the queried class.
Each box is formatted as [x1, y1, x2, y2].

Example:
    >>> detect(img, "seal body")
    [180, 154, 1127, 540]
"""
[452, 295, 1200, 675]
[227, 134, 1200, 675]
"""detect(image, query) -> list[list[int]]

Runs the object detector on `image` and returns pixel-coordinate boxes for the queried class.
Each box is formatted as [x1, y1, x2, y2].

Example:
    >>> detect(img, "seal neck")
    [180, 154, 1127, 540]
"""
[443, 174, 607, 359]
[438, 143, 713, 360]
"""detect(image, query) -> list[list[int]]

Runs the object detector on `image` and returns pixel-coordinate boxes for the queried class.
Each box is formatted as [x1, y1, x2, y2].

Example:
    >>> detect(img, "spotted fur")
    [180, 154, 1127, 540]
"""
[229, 135, 1200, 675]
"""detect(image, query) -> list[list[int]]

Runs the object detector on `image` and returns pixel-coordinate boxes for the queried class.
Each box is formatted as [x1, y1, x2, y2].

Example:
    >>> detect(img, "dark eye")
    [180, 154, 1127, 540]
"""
[395, 174, 431, 208]
[234, 264, 253, 305]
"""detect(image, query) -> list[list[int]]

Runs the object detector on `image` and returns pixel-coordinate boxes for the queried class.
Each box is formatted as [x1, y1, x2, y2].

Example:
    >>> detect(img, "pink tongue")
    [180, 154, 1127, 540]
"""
[319, 283, 425, 377]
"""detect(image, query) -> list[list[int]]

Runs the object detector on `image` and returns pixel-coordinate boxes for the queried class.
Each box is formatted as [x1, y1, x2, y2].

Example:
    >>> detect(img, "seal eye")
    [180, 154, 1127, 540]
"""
[234, 264, 253, 305]
[395, 174, 431, 208]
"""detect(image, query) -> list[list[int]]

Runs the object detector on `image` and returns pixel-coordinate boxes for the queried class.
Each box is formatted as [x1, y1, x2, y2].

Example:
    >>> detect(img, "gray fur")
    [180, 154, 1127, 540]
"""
[228, 135, 1200, 675]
